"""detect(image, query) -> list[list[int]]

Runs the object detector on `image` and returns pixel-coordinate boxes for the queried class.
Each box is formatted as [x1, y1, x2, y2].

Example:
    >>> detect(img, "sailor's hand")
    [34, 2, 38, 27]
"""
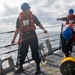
[11, 39, 15, 45]
[57, 18, 61, 21]
[43, 29, 48, 33]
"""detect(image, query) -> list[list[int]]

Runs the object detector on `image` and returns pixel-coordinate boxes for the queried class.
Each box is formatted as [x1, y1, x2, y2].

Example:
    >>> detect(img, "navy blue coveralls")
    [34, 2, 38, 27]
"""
[16, 14, 41, 69]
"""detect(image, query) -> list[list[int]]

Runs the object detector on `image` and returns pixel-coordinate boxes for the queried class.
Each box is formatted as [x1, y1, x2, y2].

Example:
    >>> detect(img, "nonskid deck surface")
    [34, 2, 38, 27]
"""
[5, 50, 75, 75]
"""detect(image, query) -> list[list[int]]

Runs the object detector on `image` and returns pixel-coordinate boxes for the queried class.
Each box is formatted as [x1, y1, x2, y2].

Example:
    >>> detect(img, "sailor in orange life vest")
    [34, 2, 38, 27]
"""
[61, 24, 75, 57]
[57, 9, 75, 57]
[57, 9, 75, 25]
[11, 3, 47, 74]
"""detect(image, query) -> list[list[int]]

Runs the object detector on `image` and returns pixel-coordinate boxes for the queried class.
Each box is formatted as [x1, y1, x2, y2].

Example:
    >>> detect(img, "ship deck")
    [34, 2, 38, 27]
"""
[6, 49, 75, 75]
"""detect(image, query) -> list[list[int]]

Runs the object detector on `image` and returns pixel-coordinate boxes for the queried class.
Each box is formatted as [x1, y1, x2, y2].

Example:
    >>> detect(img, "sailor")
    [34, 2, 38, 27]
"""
[57, 9, 75, 57]
[57, 9, 75, 25]
[11, 2, 47, 74]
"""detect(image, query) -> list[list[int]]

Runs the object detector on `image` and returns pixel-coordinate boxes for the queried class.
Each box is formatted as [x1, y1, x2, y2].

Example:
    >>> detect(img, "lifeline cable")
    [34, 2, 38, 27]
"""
[0, 25, 60, 34]
[0, 31, 14, 34]
[0, 43, 17, 49]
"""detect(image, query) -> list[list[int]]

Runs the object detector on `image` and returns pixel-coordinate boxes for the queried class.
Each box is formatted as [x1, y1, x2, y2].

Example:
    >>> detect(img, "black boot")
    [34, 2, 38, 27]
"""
[35, 69, 41, 74]
[14, 66, 24, 74]
[35, 63, 41, 74]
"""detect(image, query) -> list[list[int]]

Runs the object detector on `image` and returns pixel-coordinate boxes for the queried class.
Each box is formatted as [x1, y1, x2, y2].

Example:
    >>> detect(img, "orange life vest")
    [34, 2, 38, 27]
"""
[65, 15, 75, 24]
[19, 11, 36, 32]
[69, 24, 75, 41]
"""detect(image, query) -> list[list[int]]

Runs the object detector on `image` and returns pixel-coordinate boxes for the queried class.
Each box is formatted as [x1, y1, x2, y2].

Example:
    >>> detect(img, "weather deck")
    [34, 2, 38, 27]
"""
[4, 50, 75, 75]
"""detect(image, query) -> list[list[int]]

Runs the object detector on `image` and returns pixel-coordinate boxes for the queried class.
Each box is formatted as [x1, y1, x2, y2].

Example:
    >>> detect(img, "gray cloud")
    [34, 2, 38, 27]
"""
[1, 0, 75, 25]
[0, 3, 19, 24]
[31, 0, 75, 25]
[0, 16, 17, 24]
[2, 3, 19, 16]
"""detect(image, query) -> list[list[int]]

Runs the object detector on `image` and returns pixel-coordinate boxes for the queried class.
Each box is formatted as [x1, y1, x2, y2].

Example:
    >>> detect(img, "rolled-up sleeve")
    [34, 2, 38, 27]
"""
[33, 15, 41, 26]
[61, 17, 67, 21]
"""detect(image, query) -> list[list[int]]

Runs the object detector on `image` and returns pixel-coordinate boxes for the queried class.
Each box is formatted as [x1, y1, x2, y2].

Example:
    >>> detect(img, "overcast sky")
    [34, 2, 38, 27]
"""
[0, 0, 75, 26]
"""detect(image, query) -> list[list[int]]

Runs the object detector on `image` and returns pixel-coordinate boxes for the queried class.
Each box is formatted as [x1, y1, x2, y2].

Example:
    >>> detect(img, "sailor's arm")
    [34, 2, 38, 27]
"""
[33, 14, 47, 33]
[11, 28, 19, 45]
[57, 17, 67, 21]
[38, 24, 47, 33]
